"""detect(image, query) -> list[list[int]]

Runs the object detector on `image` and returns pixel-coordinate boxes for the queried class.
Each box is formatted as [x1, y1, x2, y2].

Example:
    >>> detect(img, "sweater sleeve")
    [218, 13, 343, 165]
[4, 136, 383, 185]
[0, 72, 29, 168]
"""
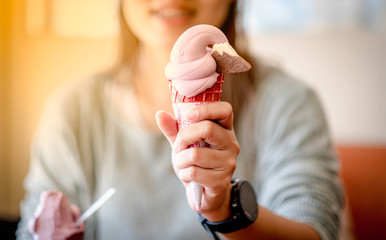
[16, 84, 94, 239]
[255, 74, 343, 240]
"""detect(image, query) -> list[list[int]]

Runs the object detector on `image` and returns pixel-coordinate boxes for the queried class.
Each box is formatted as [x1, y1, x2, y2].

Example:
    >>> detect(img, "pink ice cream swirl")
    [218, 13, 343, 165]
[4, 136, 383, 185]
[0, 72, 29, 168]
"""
[165, 24, 228, 98]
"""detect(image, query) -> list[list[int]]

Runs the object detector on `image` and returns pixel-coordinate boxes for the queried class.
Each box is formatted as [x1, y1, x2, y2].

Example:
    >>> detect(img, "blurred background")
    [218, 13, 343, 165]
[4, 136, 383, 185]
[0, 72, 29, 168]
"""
[0, 0, 385, 239]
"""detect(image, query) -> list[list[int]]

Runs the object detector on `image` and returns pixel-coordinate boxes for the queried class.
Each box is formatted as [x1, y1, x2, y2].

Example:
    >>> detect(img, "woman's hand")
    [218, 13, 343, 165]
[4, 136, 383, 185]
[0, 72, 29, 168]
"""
[156, 102, 239, 222]
[157, 103, 324, 240]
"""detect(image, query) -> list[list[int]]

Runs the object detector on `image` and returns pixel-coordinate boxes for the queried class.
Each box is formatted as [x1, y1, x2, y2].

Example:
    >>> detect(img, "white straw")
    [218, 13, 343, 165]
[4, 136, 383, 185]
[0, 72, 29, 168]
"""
[76, 188, 116, 225]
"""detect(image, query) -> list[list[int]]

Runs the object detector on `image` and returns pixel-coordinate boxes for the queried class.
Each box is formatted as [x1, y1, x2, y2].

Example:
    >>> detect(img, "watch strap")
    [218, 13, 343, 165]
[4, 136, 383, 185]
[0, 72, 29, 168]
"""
[198, 179, 258, 239]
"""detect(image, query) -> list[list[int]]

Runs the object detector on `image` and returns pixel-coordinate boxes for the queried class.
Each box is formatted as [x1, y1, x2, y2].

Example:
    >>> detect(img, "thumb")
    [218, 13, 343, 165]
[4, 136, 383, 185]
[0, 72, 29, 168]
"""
[156, 110, 178, 146]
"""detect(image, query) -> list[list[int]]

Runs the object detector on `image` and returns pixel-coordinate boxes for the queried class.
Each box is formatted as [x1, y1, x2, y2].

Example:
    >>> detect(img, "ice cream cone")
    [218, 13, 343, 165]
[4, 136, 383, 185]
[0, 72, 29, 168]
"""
[169, 74, 224, 210]
[165, 25, 251, 212]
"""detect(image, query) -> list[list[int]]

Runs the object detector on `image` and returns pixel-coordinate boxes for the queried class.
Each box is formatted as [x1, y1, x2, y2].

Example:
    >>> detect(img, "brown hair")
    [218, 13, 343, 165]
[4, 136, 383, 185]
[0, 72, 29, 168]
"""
[218, 1, 257, 125]
[113, 0, 257, 126]
[114, 5, 139, 74]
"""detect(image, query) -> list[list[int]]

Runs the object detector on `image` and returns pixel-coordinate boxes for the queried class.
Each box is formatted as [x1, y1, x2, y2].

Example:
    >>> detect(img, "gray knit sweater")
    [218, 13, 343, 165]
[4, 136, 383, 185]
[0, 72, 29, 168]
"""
[17, 66, 342, 240]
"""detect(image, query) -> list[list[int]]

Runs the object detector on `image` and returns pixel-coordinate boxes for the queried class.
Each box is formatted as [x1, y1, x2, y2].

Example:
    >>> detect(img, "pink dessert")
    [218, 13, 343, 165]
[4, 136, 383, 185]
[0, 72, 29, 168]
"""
[28, 191, 85, 240]
[165, 24, 251, 98]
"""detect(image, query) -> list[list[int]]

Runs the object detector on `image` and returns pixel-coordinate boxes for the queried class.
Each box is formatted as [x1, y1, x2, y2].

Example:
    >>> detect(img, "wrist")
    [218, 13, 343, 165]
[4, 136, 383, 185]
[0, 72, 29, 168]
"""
[198, 178, 258, 238]
[200, 183, 233, 222]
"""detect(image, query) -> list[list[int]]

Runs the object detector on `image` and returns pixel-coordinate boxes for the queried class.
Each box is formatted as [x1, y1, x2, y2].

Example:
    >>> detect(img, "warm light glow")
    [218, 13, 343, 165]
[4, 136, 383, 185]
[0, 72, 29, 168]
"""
[26, 0, 46, 35]
[51, 0, 120, 38]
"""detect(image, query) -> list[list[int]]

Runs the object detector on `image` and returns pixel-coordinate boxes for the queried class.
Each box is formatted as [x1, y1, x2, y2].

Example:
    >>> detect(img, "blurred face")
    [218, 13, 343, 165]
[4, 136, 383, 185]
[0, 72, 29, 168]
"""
[122, 0, 233, 49]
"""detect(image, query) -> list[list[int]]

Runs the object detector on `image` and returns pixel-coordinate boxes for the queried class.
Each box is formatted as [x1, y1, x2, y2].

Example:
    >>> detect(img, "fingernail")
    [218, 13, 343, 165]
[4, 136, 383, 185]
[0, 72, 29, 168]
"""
[186, 108, 198, 120]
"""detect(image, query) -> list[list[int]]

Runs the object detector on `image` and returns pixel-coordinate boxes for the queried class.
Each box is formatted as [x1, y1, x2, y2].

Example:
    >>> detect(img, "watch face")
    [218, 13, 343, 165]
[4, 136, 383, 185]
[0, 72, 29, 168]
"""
[239, 182, 258, 222]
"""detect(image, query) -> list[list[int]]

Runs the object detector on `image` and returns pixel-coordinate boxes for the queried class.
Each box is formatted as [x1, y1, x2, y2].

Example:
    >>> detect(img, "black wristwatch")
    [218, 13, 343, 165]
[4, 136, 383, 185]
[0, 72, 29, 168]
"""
[198, 178, 258, 240]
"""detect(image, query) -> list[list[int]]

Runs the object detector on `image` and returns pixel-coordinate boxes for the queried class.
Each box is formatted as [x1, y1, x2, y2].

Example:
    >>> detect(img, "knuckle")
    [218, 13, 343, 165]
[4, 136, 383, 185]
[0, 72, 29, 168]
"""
[233, 141, 240, 155]
[203, 121, 215, 135]
[174, 159, 183, 170]
[172, 152, 183, 168]
[188, 167, 198, 182]
[179, 169, 190, 183]
[189, 148, 199, 163]
[229, 160, 236, 173]
[195, 104, 207, 119]
[227, 135, 240, 153]
[223, 102, 233, 114]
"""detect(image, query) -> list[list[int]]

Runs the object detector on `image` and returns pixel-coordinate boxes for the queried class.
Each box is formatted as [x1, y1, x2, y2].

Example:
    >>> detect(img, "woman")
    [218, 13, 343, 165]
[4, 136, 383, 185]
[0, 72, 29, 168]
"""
[17, 0, 343, 239]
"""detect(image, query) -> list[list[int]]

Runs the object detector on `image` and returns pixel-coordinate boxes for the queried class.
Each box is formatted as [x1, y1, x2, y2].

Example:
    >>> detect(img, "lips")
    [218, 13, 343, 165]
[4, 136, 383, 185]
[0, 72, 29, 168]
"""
[151, 8, 195, 18]
[150, 4, 196, 20]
